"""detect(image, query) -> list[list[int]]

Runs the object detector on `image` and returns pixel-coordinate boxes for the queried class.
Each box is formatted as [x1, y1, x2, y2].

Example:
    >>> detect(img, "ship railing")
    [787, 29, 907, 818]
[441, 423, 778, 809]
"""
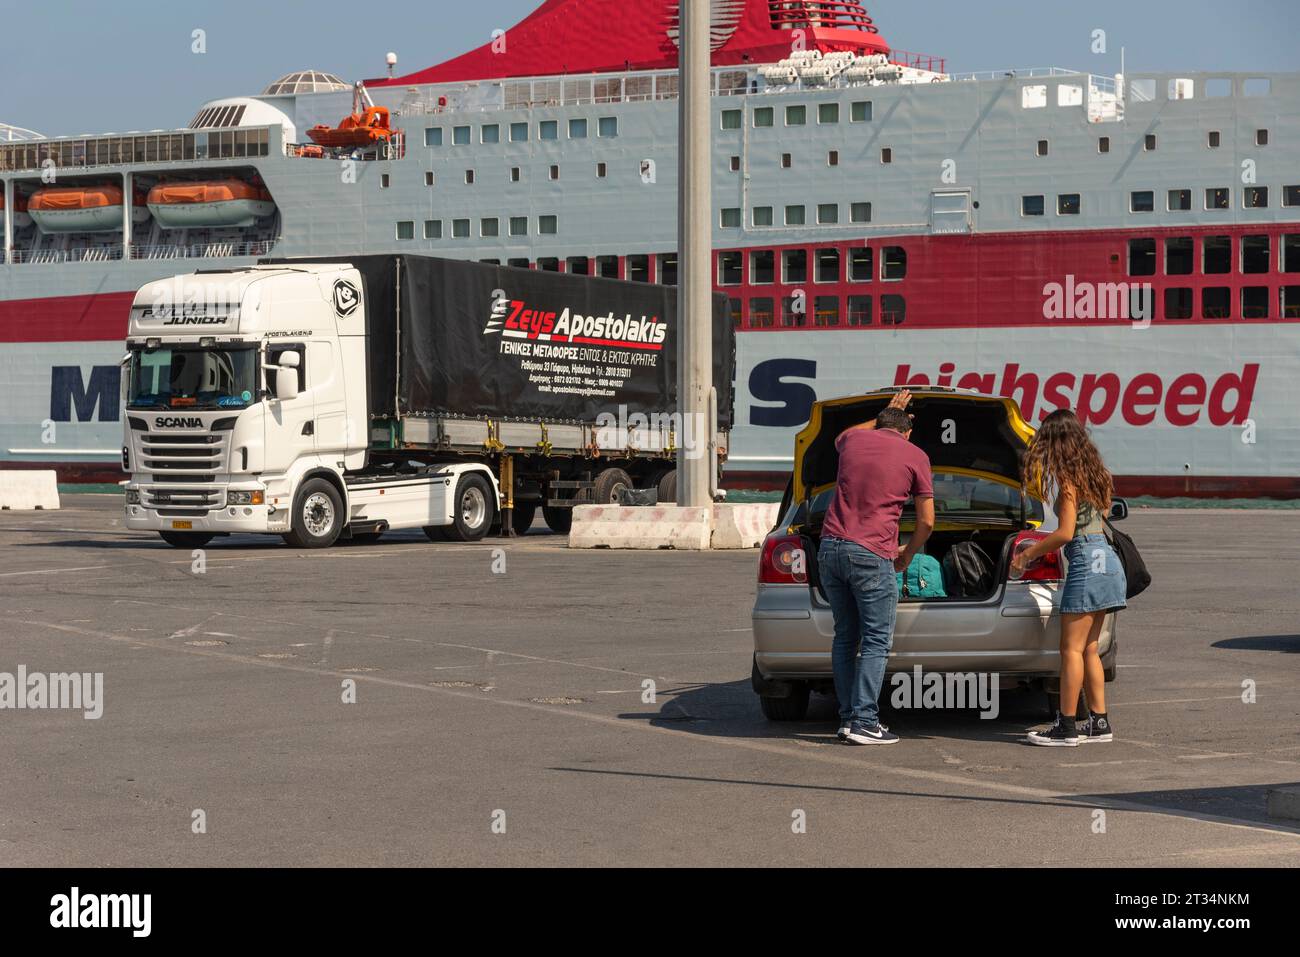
[888, 49, 946, 74]
[947, 66, 1086, 83]
[8, 244, 125, 264]
[285, 134, 405, 161]
[5, 240, 274, 265]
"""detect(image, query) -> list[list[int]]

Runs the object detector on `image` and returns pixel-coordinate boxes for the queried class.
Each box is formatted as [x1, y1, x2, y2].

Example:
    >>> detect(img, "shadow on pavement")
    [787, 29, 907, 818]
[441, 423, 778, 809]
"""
[1212, 634, 1300, 654]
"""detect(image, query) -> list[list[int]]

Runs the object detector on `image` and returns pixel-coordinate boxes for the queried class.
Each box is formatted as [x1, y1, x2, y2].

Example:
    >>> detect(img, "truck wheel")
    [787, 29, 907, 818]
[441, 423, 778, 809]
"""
[510, 502, 538, 536]
[542, 505, 572, 535]
[159, 531, 214, 549]
[592, 467, 633, 504]
[657, 469, 678, 504]
[283, 478, 344, 549]
[759, 684, 811, 721]
[446, 473, 495, 542]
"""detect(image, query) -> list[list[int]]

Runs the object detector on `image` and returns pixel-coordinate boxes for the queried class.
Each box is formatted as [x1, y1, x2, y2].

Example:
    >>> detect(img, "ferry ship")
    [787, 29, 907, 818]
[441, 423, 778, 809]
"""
[2, 0, 1297, 496]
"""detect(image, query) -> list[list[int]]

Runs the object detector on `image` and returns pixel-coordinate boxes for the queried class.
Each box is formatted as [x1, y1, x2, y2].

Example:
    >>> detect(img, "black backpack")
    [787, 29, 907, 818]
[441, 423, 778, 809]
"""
[942, 540, 994, 597]
[1104, 518, 1151, 599]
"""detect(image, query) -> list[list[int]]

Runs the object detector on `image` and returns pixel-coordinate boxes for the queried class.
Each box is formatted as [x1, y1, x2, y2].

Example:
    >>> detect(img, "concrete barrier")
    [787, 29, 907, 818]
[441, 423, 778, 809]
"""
[1267, 785, 1300, 822]
[711, 502, 780, 549]
[0, 470, 61, 510]
[569, 504, 712, 550]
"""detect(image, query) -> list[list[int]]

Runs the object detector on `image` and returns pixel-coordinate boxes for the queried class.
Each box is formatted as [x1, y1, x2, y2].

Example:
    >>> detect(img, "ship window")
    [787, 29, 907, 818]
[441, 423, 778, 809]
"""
[785, 205, 806, 226]
[1021, 85, 1047, 109]
[380, 173, 390, 189]
[1203, 236, 1231, 273]
[453, 126, 470, 145]
[594, 78, 623, 103]
[538, 258, 560, 272]
[880, 294, 906, 325]
[1243, 78, 1271, 97]
[828, 150, 839, 166]
[1058, 84, 1083, 106]
[396, 221, 415, 241]
[850, 101, 872, 122]
[849, 247, 873, 282]
[481, 124, 500, 144]
[597, 116, 618, 137]
[850, 202, 872, 223]
[1256, 128, 1269, 146]
[882, 246, 907, 280]
[1022, 195, 1045, 217]
[1206, 188, 1230, 210]
[597, 256, 618, 279]
[720, 208, 742, 229]
[453, 219, 470, 238]
[1128, 239, 1157, 276]
[729, 298, 743, 329]
[596, 162, 607, 178]
[753, 206, 773, 227]
[549, 165, 560, 180]
[751, 250, 775, 284]
[1168, 189, 1191, 211]
[815, 296, 840, 327]
[1164, 288, 1193, 320]
[1204, 78, 1231, 98]
[464, 169, 475, 184]
[1284, 235, 1300, 272]
[424, 220, 442, 240]
[881, 148, 893, 164]
[816, 248, 840, 283]
[569, 118, 588, 139]
[481, 218, 499, 238]
[509, 216, 528, 236]
[538, 215, 558, 235]
[1130, 191, 1155, 213]
[511, 167, 521, 182]
[1207, 130, 1220, 148]
[721, 109, 742, 130]
[783, 249, 808, 283]
[659, 254, 678, 285]
[719, 252, 743, 284]
[848, 295, 873, 325]
[1098, 136, 1110, 153]
[1166, 238, 1194, 275]
[1202, 287, 1231, 318]
[1244, 186, 1268, 209]
[628, 255, 651, 282]
[424, 171, 434, 187]
[425, 128, 443, 147]
[730, 155, 741, 172]
[1242, 235, 1270, 273]
[717, 71, 747, 96]
[818, 103, 839, 124]
[567, 257, 589, 275]
[754, 107, 774, 128]
[510, 122, 529, 142]
[1057, 193, 1081, 215]
[781, 296, 805, 327]
[539, 120, 559, 141]
[1285, 187, 1300, 208]
[1242, 287, 1270, 319]
[1144, 134, 1157, 151]
[818, 204, 839, 225]
[749, 297, 775, 328]
[1037, 140, 1049, 157]
[781, 153, 792, 168]
[1284, 287, 1300, 318]
[786, 105, 807, 126]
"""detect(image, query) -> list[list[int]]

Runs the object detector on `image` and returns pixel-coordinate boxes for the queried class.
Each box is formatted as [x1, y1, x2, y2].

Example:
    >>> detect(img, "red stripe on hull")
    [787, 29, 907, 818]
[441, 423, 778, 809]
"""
[0, 291, 133, 344]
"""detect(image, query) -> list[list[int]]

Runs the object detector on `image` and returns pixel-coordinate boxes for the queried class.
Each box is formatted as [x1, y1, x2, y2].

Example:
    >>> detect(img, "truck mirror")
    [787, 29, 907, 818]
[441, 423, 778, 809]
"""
[275, 367, 300, 401]
[1109, 497, 1129, 522]
[277, 351, 301, 369]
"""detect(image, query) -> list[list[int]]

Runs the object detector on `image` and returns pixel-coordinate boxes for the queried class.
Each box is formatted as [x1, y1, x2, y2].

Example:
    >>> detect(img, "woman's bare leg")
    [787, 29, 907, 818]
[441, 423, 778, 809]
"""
[1081, 612, 1107, 714]
[1058, 613, 1091, 719]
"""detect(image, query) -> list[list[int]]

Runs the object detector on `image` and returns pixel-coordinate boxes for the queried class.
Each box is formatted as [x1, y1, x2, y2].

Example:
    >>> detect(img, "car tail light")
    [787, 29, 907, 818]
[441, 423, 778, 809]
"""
[1010, 530, 1064, 582]
[758, 533, 809, 585]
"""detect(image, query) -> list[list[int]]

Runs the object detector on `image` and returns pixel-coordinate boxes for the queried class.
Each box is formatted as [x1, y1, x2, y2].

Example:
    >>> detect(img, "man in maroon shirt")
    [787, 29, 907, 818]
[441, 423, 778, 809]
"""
[818, 391, 935, 745]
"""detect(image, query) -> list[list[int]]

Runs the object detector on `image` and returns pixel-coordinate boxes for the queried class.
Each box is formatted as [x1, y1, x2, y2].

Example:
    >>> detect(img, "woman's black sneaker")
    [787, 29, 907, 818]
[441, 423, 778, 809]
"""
[1078, 712, 1114, 743]
[1027, 713, 1079, 747]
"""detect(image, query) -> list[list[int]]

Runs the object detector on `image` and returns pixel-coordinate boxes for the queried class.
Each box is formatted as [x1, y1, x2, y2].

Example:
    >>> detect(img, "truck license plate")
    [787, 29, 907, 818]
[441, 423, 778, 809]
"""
[172, 520, 193, 530]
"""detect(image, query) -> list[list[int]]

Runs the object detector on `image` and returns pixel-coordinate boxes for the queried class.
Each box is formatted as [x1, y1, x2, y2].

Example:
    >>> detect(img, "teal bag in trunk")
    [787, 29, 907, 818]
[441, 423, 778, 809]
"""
[897, 553, 946, 598]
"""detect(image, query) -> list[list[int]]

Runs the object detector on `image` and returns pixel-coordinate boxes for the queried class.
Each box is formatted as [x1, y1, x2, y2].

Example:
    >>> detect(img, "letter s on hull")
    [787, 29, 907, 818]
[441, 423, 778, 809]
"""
[749, 359, 817, 428]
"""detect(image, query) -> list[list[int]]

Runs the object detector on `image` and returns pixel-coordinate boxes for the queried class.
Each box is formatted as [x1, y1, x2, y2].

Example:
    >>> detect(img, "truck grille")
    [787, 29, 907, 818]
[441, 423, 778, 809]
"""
[140, 432, 225, 482]
[145, 487, 223, 516]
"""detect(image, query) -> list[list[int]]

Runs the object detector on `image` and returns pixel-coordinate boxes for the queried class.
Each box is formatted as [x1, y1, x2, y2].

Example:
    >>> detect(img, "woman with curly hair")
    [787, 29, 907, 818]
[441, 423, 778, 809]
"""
[1012, 409, 1126, 747]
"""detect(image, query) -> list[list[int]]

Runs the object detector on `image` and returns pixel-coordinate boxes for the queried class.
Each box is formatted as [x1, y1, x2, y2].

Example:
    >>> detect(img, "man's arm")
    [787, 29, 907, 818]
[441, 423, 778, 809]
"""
[841, 389, 913, 437]
[895, 495, 935, 573]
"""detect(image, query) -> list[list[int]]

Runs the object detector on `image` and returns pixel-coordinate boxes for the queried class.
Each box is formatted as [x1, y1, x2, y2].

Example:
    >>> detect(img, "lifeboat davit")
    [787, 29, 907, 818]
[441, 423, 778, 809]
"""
[0, 192, 33, 229]
[28, 185, 148, 233]
[306, 106, 396, 148]
[147, 179, 276, 229]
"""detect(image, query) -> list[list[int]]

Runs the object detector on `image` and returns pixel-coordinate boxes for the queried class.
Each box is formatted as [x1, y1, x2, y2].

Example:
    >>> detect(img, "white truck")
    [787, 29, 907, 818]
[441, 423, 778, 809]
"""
[121, 254, 734, 548]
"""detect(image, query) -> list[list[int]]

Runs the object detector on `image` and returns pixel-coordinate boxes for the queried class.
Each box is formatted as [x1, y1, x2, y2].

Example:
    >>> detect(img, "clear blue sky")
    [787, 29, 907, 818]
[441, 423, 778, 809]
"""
[5, 0, 1296, 137]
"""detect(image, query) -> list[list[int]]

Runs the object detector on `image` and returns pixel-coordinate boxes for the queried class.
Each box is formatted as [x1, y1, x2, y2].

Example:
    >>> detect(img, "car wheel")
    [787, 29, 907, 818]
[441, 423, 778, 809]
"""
[542, 505, 573, 535]
[445, 473, 496, 543]
[510, 502, 538, 536]
[656, 469, 678, 504]
[759, 684, 811, 721]
[283, 478, 345, 549]
[159, 531, 214, 549]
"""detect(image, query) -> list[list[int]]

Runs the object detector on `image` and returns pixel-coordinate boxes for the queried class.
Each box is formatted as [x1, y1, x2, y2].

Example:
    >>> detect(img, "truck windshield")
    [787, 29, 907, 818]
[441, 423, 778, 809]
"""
[128, 346, 258, 410]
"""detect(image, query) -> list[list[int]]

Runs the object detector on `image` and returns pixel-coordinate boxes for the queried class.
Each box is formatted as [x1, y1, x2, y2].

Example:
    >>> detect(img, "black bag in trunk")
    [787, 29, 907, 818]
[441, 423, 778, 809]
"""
[1104, 518, 1151, 599]
[942, 540, 994, 598]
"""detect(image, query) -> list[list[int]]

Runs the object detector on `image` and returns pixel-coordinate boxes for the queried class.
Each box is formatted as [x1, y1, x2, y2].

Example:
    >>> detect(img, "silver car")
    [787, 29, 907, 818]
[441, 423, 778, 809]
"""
[751, 387, 1121, 721]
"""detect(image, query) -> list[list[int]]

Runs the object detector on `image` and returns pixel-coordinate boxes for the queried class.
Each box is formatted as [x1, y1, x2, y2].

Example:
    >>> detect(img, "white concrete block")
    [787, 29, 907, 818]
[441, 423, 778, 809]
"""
[1267, 785, 1300, 821]
[569, 504, 712, 550]
[0, 470, 60, 510]
[711, 502, 781, 549]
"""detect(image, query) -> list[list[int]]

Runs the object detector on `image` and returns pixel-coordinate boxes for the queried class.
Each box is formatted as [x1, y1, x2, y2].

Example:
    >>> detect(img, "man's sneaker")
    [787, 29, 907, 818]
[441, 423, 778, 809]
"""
[1027, 714, 1079, 747]
[837, 724, 851, 741]
[845, 720, 899, 746]
[1078, 712, 1114, 743]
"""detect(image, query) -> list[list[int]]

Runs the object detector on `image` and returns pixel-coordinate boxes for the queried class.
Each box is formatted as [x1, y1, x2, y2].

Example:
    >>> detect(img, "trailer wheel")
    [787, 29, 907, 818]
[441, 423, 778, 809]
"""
[510, 502, 538, 536]
[446, 473, 495, 543]
[592, 467, 633, 505]
[542, 505, 573, 535]
[283, 478, 345, 549]
[656, 469, 678, 504]
[159, 531, 214, 549]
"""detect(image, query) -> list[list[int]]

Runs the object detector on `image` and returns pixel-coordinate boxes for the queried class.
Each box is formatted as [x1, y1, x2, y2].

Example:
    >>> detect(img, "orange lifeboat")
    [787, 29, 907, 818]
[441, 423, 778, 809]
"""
[306, 106, 397, 148]
[28, 185, 147, 233]
[147, 179, 276, 229]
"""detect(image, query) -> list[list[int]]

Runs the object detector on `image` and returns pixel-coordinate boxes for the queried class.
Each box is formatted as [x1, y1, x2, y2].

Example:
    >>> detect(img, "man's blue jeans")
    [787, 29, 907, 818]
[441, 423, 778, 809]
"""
[818, 536, 898, 726]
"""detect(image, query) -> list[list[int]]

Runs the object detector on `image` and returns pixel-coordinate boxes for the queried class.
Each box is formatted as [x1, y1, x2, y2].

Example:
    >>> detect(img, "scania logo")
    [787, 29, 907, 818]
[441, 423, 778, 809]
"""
[333, 279, 360, 317]
[154, 417, 204, 429]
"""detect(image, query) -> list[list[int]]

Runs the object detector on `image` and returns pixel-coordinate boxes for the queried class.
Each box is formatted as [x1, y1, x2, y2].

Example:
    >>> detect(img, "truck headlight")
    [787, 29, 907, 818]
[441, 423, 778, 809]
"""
[227, 490, 265, 506]
[125, 489, 141, 505]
